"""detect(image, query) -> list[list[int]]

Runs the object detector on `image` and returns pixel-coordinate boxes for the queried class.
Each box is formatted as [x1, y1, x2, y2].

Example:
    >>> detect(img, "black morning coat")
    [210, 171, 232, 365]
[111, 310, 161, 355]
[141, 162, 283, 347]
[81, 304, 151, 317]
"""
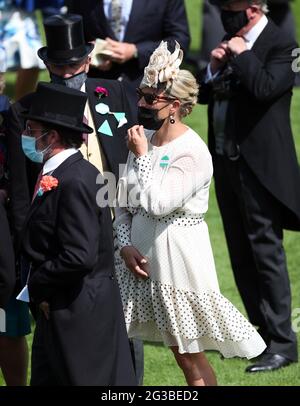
[199, 19, 300, 230]
[21, 151, 136, 385]
[0, 202, 15, 308]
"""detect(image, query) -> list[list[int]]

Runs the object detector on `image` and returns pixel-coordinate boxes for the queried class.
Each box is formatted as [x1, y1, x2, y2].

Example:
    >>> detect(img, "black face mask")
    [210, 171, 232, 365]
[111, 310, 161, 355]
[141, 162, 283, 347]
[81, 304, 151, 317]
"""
[137, 106, 168, 131]
[50, 71, 87, 90]
[221, 9, 249, 36]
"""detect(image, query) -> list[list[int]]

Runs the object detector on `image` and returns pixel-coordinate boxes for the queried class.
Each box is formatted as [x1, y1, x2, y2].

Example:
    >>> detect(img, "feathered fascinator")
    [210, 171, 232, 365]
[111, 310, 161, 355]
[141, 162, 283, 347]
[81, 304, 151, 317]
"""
[140, 41, 184, 89]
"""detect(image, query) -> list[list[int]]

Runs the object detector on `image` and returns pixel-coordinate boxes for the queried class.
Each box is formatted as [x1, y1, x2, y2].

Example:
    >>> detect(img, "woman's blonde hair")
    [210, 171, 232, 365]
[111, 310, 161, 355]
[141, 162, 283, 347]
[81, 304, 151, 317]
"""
[166, 69, 199, 118]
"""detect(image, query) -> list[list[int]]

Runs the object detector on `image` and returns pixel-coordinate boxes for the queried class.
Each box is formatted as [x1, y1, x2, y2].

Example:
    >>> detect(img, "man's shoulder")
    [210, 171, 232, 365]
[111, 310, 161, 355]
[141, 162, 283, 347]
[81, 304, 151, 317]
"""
[58, 154, 100, 188]
[260, 19, 298, 50]
[86, 77, 123, 93]
[85, 77, 129, 110]
[63, 152, 99, 173]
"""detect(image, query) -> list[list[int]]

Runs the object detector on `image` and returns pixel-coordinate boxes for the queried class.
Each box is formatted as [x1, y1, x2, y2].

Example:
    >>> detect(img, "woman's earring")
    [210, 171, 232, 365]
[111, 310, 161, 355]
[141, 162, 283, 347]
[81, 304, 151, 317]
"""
[170, 115, 175, 124]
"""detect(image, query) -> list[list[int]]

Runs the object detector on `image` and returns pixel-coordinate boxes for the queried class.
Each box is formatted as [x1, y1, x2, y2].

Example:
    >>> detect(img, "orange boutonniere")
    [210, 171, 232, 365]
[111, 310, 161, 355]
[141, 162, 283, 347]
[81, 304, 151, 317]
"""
[37, 175, 59, 197]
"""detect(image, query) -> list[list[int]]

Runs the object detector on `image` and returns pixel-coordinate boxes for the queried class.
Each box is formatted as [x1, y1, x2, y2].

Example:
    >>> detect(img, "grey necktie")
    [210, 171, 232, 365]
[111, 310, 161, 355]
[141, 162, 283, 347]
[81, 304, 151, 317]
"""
[110, 0, 122, 40]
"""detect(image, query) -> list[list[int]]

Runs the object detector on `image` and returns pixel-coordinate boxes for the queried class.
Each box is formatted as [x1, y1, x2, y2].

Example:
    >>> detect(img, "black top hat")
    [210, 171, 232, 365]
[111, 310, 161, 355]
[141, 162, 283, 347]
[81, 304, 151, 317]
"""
[38, 14, 94, 65]
[20, 82, 93, 134]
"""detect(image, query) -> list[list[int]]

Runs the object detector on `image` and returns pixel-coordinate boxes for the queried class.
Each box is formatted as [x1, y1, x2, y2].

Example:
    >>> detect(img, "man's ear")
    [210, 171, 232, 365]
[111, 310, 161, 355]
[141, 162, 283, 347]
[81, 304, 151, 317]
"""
[249, 5, 260, 18]
[47, 129, 61, 145]
[85, 56, 92, 71]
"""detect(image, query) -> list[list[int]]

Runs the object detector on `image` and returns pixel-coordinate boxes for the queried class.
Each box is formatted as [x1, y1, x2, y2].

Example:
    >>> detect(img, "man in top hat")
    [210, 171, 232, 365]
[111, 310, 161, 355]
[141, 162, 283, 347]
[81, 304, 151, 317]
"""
[6, 13, 144, 384]
[7, 13, 133, 240]
[18, 81, 136, 386]
[199, 0, 300, 372]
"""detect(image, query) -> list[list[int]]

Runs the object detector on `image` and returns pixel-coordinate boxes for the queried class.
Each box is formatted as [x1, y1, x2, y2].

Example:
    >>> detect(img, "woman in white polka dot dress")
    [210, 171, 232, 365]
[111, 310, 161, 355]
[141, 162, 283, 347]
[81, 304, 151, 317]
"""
[114, 41, 266, 386]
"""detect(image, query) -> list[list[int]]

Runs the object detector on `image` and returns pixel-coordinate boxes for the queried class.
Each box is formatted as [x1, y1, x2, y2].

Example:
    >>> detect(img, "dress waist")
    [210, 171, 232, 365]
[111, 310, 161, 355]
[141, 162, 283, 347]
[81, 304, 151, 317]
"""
[134, 207, 205, 226]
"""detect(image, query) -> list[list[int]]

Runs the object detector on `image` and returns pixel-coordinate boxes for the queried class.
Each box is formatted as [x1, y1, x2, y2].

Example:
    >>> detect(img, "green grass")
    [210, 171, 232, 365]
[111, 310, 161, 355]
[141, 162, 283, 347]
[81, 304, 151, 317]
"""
[1, 0, 300, 386]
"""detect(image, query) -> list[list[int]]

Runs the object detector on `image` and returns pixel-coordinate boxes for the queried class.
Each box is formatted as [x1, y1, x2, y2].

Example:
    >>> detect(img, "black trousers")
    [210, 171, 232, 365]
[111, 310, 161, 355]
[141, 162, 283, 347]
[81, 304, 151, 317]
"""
[31, 313, 68, 386]
[213, 154, 298, 361]
[0, 202, 15, 308]
[129, 338, 144, 386]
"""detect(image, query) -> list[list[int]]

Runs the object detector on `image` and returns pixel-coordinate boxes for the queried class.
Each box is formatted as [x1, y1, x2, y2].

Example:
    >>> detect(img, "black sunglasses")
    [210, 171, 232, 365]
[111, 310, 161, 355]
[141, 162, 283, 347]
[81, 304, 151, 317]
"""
[136, 88, 176, 105]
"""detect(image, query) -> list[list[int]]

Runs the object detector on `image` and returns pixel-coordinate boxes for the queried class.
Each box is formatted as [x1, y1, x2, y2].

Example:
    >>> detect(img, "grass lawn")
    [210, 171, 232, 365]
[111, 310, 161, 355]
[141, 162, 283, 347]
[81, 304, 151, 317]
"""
[1, 0, 300, 386]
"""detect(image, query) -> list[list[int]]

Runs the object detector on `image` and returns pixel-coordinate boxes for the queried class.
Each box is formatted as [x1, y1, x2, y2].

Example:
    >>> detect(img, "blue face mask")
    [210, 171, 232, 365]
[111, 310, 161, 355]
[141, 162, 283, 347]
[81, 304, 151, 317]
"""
[21, 132, 51, 163]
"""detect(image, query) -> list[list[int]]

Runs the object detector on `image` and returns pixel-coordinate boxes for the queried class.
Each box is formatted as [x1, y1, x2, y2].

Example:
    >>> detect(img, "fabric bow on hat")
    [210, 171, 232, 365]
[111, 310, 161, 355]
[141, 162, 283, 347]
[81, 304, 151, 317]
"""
[141, 41, 183, 89]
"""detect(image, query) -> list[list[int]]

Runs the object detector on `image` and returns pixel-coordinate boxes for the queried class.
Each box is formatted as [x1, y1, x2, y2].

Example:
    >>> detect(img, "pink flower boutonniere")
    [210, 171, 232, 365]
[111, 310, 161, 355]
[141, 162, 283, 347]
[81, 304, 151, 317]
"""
[37, 175, 59, 197]
[95, 86, 109, 99]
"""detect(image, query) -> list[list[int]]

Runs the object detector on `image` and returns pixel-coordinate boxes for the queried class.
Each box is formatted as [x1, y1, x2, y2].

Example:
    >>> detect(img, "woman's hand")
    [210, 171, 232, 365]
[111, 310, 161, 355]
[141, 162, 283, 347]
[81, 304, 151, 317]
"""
[120, 246, 149, 279]
[127, 125, 148, 157]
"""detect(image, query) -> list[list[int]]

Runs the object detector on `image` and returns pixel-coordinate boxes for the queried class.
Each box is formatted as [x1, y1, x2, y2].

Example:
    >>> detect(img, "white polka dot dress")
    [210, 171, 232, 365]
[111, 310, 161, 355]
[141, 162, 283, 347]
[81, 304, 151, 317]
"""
[114, 128, 266, 358]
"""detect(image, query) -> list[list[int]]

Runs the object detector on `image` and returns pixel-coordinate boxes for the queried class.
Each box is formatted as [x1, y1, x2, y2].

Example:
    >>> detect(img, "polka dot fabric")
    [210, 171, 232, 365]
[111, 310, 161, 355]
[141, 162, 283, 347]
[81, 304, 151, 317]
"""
[114, 128, 266, 358]
[115, 259, 265, 357]
[116, 223, 131, 249]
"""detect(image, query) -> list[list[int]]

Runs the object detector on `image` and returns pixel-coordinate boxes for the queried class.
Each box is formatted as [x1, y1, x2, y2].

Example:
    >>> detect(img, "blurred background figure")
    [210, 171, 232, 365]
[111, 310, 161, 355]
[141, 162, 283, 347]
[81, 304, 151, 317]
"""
[69, 0, 190, 115]
[267, 0, 297, 38]
[0, 52, 15, 312]
[198, 0, 225, 71]
[39, 0, 66, 19]
[0, 51, 30, 387]
[196, 0, 299, 85]
[199, 0, 300, 373]
[0, 0, 45, 100]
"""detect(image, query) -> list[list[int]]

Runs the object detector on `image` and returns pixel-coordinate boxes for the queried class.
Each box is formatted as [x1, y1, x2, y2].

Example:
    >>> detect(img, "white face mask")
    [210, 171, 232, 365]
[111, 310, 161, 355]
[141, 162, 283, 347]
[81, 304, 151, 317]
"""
[21, 132, 52, 163]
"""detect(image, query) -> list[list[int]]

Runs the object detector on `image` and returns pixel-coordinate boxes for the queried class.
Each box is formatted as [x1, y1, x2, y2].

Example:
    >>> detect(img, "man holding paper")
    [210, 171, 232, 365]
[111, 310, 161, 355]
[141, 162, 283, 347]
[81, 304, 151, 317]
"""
[70, 0, 190, 109]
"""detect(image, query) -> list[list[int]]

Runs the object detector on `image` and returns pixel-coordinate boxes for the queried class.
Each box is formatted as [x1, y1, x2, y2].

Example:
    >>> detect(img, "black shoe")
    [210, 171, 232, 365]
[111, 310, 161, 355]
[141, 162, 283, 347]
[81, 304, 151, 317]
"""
[245, 353, 293, 373]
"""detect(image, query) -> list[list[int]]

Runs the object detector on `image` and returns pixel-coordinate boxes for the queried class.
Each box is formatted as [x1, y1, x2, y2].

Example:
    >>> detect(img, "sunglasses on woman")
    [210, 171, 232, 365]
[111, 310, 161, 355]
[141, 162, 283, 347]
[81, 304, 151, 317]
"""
[136, 88, 176, 105]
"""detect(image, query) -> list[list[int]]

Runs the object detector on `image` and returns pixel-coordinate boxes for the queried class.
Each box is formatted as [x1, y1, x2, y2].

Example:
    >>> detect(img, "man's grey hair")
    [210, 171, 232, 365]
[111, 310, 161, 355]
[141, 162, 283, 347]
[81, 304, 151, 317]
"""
[248, 0, 269, 14]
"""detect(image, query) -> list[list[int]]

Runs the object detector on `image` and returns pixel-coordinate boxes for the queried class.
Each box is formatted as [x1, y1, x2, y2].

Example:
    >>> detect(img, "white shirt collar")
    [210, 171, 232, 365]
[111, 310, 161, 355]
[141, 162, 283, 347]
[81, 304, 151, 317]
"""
[243, 15, 268, 50]
[43, 148, 78, 175]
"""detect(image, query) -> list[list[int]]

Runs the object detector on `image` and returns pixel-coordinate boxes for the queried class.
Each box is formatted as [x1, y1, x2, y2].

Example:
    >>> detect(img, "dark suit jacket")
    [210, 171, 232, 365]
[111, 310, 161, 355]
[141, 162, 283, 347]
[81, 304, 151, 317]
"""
[6, 77, 133, 241]
[0, 203, 15, 308]
[0, 97, 15, 308]
[21, 151, 136, 385]
[70, 0, 190, 91]
[199, 19, 300, 230]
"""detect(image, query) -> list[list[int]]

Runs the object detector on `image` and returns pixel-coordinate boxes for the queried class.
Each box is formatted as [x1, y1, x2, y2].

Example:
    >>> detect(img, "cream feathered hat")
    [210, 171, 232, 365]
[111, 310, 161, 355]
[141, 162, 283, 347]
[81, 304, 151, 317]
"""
[140, 41, 184, 89]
